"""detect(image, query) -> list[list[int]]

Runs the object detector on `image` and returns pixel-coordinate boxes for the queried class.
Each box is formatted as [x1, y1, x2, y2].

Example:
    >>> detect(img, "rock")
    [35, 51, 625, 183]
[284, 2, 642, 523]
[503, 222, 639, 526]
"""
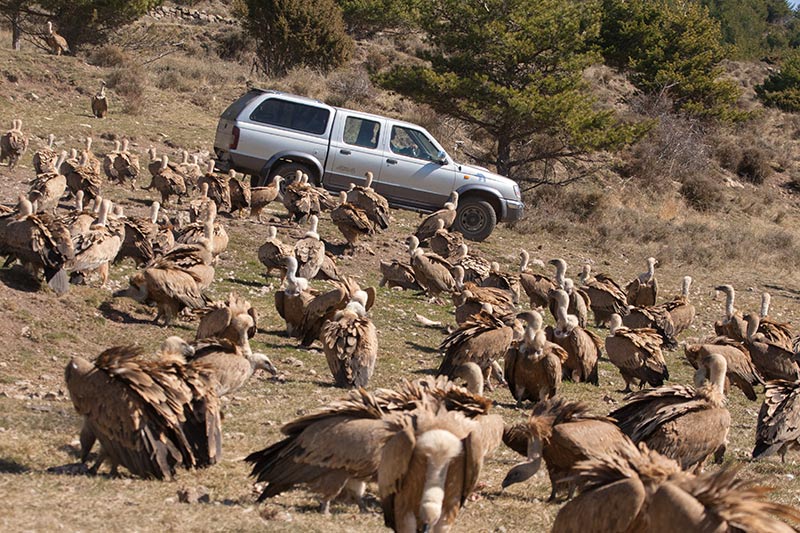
[177, 486, 210, 504]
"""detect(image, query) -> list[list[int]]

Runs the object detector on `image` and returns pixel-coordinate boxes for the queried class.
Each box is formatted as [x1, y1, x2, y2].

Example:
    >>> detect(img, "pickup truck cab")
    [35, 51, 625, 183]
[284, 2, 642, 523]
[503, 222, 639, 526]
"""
[213, 90, 524, 240]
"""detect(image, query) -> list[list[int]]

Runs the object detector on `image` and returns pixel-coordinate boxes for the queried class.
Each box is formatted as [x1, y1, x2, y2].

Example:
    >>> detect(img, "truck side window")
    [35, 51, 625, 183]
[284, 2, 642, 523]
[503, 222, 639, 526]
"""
[250, 98, 330, 135]
[390, 126, 437, 161]
[344, 117, 380, 149]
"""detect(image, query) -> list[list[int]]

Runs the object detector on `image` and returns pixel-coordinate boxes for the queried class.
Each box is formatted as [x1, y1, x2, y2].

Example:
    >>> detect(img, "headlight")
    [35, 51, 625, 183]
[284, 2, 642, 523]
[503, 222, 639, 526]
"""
[513, 184, 521, 199]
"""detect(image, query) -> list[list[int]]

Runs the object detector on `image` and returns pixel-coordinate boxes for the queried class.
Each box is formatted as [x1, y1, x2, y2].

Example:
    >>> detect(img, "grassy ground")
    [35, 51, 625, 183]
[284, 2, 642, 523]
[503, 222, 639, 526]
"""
[1, 22, 800, 533]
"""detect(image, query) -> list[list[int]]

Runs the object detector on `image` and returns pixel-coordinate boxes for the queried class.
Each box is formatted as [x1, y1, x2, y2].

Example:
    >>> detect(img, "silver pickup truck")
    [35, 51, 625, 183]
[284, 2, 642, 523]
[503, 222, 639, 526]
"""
[213, 90, 524, 240]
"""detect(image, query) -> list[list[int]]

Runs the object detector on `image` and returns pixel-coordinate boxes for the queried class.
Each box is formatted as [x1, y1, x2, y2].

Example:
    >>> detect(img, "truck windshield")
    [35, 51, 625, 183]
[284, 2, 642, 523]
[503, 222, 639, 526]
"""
[390, 126, 439, 161]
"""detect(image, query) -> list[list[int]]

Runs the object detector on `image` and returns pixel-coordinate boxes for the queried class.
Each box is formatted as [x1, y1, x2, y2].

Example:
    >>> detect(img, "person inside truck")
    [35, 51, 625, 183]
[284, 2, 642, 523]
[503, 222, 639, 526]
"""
[390, 128, 422, 158]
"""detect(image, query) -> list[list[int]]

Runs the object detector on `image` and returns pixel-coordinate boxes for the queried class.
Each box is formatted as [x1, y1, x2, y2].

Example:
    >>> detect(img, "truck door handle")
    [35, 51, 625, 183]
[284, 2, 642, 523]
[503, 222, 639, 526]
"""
[386, 159, 397, 165]
[339, 149, 351, 155]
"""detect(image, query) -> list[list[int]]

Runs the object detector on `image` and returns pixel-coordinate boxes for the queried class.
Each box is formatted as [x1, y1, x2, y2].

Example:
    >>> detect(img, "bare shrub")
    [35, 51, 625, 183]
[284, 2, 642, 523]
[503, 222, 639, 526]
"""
[680, 175, 725, 212]
[274, 67, 328, 99]
[88, 45, 128, 67]
[155, 68, 194, 92]
[737, 146, 773, 184]
[710, 135, 741, 173]
[326, 68, 374, 107]
[106, 64, 146, 114]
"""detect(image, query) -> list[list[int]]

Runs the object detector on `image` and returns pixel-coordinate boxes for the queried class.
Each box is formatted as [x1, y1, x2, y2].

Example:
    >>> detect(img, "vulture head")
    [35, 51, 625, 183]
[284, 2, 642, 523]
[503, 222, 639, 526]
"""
[114, 271, 149, 302]
[415, 429, 464, 530]
[364, 171, 374, 189]
[159, 336, 195, 363]
[451, 362, 484, 395]
[250, 352, 278, 376]
[501, 436, 543, 490]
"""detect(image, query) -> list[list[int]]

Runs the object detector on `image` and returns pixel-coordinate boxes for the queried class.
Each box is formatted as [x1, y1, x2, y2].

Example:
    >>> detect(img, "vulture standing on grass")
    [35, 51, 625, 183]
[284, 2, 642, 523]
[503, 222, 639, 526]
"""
[114, 206, 157, 267]
[91, 81, 108, 118]
[321, 292, 378, 388]
[102, 140, 121, 182]
[579, 263, 629, 327]
[753, 380, 800, 463]
[65, 152, 102, 202]
[437, 304, 514, 391]
[684, 337, 763, 401]
[452, 265, 515, 321]
[331, 190, 374, 253]
[64, 342, 221, 479]
[429, 218, 463, 259]
[66, 199, 123, 287]
[379, 258, 420, 290]
[175, 202, 228, 258]
[504, 311, 568, 403]
[713, 284, 747, 342]
[282, 172, 334, 223]
[274, 256, 314, 338]
[45, 21, 69, 55]
[298, 278, 376, 347]
[258, 225, 292, 278]
[414, 191, 459, 242]
[82, 138, 102, 175]
[501, 398, 635, 501]
[449, 242, 491, 282]
[609, 352, 731, 471]
[654, 275, 695, 335]
[553, 444, 800, 533]
[0, 196, 73, 295]
[228, 170, 251, 216]
[605, 313, 669, 392]
[151, 155, 186, 207]
[347, 171, 390, 231]
[622, 304, 677, 350]
[112, 139, 141, 191]
[625, 256, 658, 307]
[0, 119, 28, 169]
[546, 260, 590, 327]
[481, 261, 521, 304]
[407, 235, 456, 302]
[742, 313, 800, 382]
[756, 292, 795, 350]
[545, 289, 601, 385]
[250, 175, 282, 222]
[28, 152, 67, 214]
[518, 250, 555, 308]
[32, 133, 58, 174]
[293, 215, 326, 279]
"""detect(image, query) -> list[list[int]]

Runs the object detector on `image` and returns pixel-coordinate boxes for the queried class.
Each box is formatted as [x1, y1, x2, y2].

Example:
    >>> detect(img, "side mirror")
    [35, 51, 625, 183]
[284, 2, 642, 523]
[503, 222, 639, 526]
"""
[436, 151, 448, 165]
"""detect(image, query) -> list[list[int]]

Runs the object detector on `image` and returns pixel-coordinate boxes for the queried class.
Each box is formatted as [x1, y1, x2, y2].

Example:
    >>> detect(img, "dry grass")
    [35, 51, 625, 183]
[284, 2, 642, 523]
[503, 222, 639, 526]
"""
[2, 18, 800, 533]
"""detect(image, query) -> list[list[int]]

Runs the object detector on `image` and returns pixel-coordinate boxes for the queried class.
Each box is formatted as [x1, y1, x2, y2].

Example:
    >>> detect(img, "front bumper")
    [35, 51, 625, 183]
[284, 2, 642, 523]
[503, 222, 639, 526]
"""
[502, 199, 524, 222]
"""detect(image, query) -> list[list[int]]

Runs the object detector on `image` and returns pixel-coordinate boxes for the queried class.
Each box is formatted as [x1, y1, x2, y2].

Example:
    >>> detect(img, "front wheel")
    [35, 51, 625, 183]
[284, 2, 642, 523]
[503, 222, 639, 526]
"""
[454, 197, 497, 241]
[268, 162, 314, 195]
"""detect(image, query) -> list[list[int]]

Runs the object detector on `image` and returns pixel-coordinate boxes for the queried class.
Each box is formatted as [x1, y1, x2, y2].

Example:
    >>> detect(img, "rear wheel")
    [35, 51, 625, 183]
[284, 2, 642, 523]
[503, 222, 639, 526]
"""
[268, 161, 314, 195]
[454, 197, 497, 241]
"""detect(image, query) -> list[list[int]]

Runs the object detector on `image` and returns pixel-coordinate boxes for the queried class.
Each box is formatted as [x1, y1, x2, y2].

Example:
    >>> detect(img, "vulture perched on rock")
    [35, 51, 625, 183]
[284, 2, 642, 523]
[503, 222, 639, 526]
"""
[625, 256, 658, 307]
[501, 397, 635, 501]
[321, 293, 378, 388]
[609, 353, 731, 471]
[605, 313, 669, 392]
[64, 340, 221, 479]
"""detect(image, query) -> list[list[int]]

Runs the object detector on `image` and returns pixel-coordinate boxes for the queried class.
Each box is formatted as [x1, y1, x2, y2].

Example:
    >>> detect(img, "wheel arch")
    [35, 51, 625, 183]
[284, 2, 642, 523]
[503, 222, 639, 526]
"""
[258, 152, 324, 186]
[456, 185, 505, 220]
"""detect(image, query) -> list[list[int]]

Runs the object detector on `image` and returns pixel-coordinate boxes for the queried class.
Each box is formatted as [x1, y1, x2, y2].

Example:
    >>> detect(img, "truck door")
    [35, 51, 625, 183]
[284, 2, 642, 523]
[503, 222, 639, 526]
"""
[325, 114, 385, 191]
[378, 124, 457, 209]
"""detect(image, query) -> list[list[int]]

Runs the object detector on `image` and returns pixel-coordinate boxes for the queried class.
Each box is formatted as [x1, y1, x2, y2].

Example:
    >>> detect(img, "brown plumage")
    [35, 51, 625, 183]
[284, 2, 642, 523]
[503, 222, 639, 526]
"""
[298, 278, 376, 347]
[606, 314, 669, 392]
[622, 304, 677, 349]
[609, 353, 731, 471]
[102, 140, 121, 182]
[546, 289, 601, 385]
[81, 138, 102, 175]
[757, 292, 795, 350]
[625, 256, 658, 307]
[452, 265, 516, 324]
[0, 196, 73, 295]
[115, 213, 156, 267]
[250, 175, 282, 222]
[331, 191, 374, 252]
[429, 218, 463, 258]
[45, 21, 69, 55]
[518, 250, 555, 308]
[713, 284, 747, 342]
[258, 225, 292, 277]
[67, 199, 123, 286]
[195, 292, 259, 351]
[579, 264, 629, 326]
[481, 261, 522, 304]
[379, 259, 420, 290]
[504, 311, 568, 403]
[282, 171, 334, 223]
[293, 215, 326, 279]
[151, 155, 187, 207]
[0, 119, 29, 170]
[91, 81, 108, 118]
[501, 398, 635, 501]
[347, 172, 390, 231]
[743, 313, 800, 381]
[414, 191, 459, 242]
[176, 151, 201, 193]
[437, 306, 514, 390]
[175, 202, 228, 257]
[64, 343, 221, 479]
[274, 256, 314, 338]
[228, 171, 251, 216]
[32, 133, 58, 174]
[657, 275, 695, 335]
[449, 242, 491, 282]
[28, 152, 67, 214]
[684, 337, 763, 401]
[554, 444, 800, 533]
[321, 294, 378, 388]
[753, 380, 800, 462]
[407, 235, 456, 300]
[65, 151, 102, 202]
[112, 139, 140, 191]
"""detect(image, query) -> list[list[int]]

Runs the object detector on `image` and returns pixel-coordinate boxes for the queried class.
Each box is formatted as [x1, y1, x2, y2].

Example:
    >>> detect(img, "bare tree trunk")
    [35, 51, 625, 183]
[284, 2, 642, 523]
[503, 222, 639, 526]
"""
[11, 9, 21, 51]
[496, 135, 512, 178]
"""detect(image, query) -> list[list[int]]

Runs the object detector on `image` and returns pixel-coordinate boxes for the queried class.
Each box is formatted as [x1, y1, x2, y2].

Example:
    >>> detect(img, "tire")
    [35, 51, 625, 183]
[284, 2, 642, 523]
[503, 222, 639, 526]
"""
[454, 197, 497, 242]
[268, 161, 314, 195]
